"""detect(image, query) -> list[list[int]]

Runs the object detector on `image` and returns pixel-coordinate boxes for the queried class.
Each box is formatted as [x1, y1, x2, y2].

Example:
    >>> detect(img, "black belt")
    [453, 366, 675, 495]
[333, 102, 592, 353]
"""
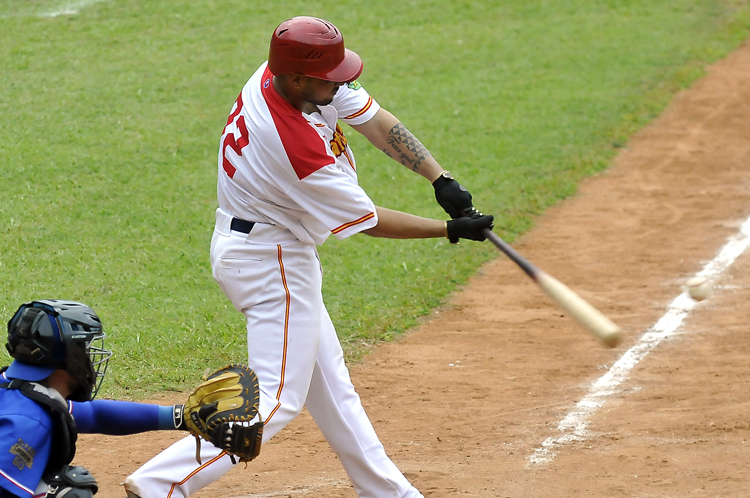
[230, 218, 256, 234]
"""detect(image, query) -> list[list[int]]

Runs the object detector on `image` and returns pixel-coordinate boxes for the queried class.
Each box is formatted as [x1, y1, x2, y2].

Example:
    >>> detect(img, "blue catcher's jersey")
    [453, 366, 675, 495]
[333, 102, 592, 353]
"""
[0, 371, 174, 497]
[0, 385, 53, 497]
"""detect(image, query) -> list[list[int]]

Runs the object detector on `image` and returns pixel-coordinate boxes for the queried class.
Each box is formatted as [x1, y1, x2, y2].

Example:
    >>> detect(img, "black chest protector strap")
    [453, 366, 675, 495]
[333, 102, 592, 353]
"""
[0, 377, 78, 471]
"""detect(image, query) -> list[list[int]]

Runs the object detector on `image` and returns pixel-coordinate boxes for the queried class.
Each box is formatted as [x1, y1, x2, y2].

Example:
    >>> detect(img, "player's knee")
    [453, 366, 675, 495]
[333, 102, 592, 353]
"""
[122, 477, 146, 498]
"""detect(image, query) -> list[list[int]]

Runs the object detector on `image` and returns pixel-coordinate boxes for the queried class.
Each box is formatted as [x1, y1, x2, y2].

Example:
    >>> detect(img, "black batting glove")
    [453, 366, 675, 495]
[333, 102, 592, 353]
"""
[446, 215, 494, 243]
[433, 171, 475, 219]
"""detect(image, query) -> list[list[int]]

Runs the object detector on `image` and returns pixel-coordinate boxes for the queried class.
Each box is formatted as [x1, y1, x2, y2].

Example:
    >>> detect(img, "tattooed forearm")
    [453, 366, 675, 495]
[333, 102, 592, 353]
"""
[386, 123, 432, 172]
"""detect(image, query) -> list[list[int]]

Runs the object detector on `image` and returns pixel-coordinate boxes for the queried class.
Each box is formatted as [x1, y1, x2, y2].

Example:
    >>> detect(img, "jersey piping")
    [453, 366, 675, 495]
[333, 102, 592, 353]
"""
[343, 96, 374, 120]
[0, 468, 34, 497]
[265, 245, 291, 426]
[331, 212, 376, 234]
[166, 452, 227, 498]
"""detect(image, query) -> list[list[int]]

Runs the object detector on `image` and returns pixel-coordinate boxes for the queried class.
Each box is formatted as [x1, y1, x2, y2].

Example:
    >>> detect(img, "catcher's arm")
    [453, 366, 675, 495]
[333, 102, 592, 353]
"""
[178, 364, 264, 464]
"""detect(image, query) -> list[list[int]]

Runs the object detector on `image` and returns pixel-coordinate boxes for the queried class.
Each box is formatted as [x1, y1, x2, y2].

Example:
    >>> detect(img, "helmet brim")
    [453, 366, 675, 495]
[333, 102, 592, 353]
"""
[318, 49, 363, 83]
[6, 360, 56, 381]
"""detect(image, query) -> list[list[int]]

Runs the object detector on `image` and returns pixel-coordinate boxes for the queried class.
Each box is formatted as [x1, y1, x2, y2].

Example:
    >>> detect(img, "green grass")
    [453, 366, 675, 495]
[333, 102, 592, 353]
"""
[1, 0, 749, 398]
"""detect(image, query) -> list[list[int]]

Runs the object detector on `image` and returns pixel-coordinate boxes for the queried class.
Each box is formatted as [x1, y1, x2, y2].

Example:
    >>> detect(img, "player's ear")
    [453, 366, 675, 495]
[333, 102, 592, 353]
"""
[289, 73, 307, 89]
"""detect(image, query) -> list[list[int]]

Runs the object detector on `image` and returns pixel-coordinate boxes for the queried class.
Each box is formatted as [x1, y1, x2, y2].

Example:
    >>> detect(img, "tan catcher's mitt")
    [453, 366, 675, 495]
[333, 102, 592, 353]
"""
[183, 363, 263, 464]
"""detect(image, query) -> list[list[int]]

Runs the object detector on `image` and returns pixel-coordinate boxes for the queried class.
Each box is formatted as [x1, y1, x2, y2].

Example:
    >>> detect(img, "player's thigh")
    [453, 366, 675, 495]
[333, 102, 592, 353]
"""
[314, 307, 346, 370]
[306, 308, 362, 417]
[240, 242, 326, 436]
[305, 308, 385, 452]
[210, 231, 277, 310]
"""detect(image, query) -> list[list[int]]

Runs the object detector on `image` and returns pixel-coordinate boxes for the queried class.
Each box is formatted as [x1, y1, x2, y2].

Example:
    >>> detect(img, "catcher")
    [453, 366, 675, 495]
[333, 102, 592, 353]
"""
[0, 299, 260, 498]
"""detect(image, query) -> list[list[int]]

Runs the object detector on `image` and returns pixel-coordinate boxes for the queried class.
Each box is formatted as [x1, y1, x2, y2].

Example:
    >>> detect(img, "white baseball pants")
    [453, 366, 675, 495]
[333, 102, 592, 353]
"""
[123, 209, 422, 498]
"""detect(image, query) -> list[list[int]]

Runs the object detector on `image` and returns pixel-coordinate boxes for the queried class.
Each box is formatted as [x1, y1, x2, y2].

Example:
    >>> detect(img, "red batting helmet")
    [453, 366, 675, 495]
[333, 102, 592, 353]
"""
[268, 16, 363, 83]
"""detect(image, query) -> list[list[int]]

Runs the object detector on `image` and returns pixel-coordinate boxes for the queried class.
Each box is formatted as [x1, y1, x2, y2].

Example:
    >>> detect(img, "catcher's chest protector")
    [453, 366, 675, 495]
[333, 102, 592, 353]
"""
[0, 377, 78, 473]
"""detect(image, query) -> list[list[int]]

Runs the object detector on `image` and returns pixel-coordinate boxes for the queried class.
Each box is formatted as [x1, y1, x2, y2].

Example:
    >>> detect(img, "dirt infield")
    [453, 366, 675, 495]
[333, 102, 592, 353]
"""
[77, 38, 750, 497]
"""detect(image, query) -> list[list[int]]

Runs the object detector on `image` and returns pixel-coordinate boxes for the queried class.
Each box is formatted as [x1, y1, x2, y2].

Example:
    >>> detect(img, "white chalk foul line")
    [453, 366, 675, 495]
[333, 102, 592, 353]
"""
[39, 0, 107, 17]
[528, 213, 750, 466]
[231, 477, 350, 498]
[0, 0, 106, 18]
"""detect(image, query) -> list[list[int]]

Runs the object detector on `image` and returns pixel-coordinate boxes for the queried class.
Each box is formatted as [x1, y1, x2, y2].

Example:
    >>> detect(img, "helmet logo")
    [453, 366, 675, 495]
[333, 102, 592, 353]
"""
[305, 49, 324, 60]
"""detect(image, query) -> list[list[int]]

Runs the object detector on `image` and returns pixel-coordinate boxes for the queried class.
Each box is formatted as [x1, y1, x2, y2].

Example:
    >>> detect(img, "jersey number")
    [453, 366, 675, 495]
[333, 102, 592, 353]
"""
[222, 94, 249, 179]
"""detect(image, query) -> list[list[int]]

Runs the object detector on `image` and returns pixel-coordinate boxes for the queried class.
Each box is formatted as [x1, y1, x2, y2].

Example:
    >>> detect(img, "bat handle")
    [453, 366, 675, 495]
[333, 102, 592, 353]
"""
[483, 229, 539, 279]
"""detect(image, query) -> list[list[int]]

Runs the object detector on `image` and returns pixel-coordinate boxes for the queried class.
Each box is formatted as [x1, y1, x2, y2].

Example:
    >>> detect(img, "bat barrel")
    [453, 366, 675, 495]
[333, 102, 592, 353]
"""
[536, 271, 621, 348]
[483, 228, 621, 348]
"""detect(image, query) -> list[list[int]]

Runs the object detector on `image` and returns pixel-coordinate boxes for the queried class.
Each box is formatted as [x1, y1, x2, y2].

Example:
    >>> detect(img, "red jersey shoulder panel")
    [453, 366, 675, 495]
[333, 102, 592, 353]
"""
[260, 68, 334, 181]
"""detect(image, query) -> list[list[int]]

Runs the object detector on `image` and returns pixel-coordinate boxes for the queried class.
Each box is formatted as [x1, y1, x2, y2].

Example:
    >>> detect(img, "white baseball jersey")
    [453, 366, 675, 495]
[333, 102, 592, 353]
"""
[217, 62, 381, 245]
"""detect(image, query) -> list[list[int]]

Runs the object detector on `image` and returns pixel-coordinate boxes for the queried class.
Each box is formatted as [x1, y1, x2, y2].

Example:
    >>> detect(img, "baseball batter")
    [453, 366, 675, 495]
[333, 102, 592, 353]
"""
[124, 16, 494, 498]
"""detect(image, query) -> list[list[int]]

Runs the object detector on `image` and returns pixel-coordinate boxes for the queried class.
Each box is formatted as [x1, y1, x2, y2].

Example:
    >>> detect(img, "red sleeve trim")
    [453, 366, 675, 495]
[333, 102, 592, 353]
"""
[343, 96, 374, 120]
[331, 212, 376, 234]
[260, 68, 334, 180]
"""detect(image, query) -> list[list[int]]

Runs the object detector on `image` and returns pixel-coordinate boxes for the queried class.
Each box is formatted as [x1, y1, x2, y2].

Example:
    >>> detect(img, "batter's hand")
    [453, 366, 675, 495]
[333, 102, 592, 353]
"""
[446, 215, 494, 243]
[432, 172, 476, 219]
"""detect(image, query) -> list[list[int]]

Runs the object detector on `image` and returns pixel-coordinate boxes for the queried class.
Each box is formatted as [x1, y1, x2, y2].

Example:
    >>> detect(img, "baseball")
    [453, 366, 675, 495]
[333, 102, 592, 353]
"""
[687, 276, 711, 301]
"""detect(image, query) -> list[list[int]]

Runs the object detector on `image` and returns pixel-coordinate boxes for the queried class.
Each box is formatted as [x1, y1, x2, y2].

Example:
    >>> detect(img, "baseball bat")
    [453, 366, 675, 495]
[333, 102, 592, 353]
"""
[483, 229, 621, 348]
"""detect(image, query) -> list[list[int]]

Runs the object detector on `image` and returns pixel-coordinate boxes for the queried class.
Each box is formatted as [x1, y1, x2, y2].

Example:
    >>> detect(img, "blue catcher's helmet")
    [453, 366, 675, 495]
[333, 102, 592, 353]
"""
[6, 300, 112, 401]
